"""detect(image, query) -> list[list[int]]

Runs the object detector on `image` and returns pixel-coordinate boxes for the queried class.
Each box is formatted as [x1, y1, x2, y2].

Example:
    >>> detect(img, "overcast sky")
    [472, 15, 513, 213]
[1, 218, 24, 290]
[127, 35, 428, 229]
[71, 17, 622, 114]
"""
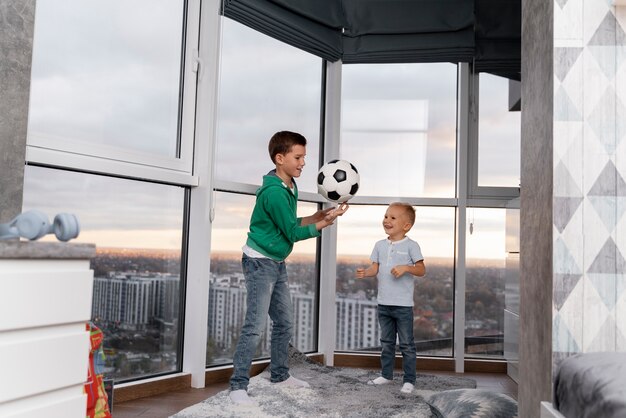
[22, 2, 517, 258]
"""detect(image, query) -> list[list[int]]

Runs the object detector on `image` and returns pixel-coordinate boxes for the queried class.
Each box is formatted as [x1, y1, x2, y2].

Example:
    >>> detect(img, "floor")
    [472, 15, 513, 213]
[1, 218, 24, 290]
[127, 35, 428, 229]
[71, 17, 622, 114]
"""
[113, 371, 517, 418]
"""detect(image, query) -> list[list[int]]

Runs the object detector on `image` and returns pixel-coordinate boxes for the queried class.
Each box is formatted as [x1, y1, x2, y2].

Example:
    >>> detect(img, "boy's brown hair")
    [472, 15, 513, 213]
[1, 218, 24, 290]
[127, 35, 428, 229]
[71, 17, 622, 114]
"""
[390, 202, 416, 226]
[268, 131, 307, 163]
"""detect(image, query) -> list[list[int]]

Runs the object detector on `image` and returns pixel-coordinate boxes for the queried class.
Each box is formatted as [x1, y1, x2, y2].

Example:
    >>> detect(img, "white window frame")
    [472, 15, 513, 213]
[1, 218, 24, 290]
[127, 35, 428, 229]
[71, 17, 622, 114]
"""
[455, 63, 470, 373]
[318, 59, 342, 366]
[182, 0, 221, 388]
[466, 70, 520, 205]
[25, 1, 201, 187]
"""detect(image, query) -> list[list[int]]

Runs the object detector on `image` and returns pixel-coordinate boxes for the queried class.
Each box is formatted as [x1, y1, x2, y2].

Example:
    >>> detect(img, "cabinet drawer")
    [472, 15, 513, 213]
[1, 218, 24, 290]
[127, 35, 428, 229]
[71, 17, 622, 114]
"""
[0, 270, 93, 331]
[0, 326, 89, 403]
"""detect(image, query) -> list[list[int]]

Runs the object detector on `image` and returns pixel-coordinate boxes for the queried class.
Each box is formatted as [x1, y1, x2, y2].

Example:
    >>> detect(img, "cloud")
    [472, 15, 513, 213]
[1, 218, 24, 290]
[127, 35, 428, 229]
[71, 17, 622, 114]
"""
[22, 165, 184, 233]
[215, 19, 323, 190]
[29, 0, 183, 156]
[24, 9, 518, 256]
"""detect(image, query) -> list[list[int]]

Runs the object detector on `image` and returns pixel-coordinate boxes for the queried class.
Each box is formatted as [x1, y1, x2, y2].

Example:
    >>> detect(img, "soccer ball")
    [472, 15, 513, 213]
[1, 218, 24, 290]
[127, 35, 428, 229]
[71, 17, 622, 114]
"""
[317, 159, 360, 203]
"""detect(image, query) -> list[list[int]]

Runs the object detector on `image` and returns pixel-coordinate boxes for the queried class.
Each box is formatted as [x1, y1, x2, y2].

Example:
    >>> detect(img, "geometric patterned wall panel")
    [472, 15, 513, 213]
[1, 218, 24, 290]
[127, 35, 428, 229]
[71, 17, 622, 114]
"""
[554, 0, 626, 362]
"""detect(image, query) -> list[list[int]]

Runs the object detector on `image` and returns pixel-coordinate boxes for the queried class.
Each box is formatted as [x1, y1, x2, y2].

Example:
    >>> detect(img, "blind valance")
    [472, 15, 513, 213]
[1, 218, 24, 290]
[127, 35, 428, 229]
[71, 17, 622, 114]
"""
[221, 0, 520, 79]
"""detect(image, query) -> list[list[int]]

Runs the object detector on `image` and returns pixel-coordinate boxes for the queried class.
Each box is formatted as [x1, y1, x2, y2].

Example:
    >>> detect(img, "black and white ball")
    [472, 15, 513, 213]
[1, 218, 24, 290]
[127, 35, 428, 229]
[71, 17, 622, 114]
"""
[317, 159, 360, 203]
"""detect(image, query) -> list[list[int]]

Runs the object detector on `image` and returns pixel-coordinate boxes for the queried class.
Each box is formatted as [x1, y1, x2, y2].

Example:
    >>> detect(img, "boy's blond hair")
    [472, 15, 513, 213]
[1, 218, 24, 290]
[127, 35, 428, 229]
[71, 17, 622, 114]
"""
[389, 202, 416, 226]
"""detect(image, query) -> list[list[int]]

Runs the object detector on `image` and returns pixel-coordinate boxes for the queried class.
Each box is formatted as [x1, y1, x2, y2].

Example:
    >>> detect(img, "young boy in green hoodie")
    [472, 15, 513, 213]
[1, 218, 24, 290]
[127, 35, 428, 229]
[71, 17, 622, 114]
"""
[229, 131, 348, 406]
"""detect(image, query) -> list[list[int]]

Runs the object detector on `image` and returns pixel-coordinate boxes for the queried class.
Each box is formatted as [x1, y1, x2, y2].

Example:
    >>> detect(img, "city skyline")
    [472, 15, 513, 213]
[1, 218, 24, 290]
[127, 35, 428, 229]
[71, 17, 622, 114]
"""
[90, 244, 508, 264]
[90, 247, 504, 379]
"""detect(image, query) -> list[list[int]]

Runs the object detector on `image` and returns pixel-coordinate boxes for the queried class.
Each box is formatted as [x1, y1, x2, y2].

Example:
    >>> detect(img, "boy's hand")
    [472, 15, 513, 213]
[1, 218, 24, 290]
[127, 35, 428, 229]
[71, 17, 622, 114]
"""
[325, 202, 349, 221]
[335, 202, 349, 216]
[311, 207, 335, 223]
[314, 203, 349, 230]
[356, 267, 365, 279]
[390, 265, 408, 278]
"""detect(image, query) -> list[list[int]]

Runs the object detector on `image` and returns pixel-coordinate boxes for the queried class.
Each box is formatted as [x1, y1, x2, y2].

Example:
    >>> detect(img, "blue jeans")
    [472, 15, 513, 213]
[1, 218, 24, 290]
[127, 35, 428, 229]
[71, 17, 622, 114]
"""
[378, 304, 416, 384]
[229, 255, 294, 391]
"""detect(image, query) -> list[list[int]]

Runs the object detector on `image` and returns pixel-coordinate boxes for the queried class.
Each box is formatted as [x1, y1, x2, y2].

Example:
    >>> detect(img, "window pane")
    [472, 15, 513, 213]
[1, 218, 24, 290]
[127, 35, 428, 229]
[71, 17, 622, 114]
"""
[22, 166, 186, 382]
[28, 0, 184, 158]
[478, 73, 521, 187]
[336, 205, 455, 356]
[215, 18, 322, 193]
[207, 192, 319, 367]
[341, 64, 457, 198]
[465, 208, 507, 358]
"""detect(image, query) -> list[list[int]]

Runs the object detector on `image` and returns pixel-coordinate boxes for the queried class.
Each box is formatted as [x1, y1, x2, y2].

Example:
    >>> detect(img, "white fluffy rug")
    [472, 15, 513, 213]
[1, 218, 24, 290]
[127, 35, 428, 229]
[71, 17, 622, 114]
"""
[171, 350, 476, 418]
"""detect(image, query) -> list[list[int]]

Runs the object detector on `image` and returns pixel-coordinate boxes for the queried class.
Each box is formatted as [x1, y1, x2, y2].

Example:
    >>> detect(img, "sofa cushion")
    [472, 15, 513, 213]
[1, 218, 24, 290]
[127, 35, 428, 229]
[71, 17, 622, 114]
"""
[426, 388, 518, 418]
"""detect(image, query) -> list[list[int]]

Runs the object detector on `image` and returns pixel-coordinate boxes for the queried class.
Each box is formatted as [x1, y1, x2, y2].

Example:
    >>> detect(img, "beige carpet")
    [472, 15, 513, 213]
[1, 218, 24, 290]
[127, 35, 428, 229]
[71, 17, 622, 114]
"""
[171, 349, 476, 418]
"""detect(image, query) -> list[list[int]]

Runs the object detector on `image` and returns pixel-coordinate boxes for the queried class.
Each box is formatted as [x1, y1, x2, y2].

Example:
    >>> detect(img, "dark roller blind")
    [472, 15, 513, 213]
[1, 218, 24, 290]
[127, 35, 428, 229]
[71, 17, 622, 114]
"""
[341, 0, 475, 63]
[221, 0, 343, 61]
[221, 0, 520, 79]
[474, 0, 521, 80]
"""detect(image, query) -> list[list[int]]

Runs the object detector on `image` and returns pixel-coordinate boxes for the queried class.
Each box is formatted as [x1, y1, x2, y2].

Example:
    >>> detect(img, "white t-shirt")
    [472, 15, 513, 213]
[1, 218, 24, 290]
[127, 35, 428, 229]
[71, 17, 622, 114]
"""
[242, 244, 268, 259]
[370, 236, 424, 307]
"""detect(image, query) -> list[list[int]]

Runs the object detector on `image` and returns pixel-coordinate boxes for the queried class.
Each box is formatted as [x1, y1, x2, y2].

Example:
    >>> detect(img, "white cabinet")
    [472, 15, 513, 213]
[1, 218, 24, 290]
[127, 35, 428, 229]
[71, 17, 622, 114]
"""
[0, 242, 95, 418]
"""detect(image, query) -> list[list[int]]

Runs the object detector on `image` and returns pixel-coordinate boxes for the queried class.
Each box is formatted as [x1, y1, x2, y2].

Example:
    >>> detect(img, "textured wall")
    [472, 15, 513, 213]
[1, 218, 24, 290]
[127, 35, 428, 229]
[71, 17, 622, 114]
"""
[520, 0, 554, 416]
[0, 0, 35, 222]
[553, 0, 626, 364]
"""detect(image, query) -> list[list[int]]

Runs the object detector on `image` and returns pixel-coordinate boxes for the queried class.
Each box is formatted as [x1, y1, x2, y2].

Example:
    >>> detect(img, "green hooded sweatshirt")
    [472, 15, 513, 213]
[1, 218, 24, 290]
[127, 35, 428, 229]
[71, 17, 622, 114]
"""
[246, 170, 320, 261]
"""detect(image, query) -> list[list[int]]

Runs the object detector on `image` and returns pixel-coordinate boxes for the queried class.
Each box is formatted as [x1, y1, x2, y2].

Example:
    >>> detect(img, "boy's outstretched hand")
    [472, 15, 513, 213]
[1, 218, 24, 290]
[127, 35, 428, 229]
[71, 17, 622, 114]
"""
[312, 203, 349, 231]
[311, 207, 335, 223]
[325, 202, 349, 221]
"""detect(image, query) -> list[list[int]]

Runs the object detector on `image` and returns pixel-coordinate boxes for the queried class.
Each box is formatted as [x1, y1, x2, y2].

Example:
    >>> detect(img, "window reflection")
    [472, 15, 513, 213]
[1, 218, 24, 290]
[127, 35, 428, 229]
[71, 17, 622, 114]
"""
[341, 63, 457, 198]
[22, 166, 185, 382]
[207, 192, 319, 367]
[215, 18, 322, 192]
[336, 205, 455, 356]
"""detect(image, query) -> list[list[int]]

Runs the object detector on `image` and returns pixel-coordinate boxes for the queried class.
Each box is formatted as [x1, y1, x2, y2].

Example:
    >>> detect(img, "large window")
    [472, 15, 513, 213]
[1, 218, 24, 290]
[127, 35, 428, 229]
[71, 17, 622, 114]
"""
[336, 63, 458, 357]
[215, 18, 322, 193]
[476, 73, 521, 188]
[336, 205, 455, 355]
[340, 63, 458, 198]
[20, 2, 525, 383]
[25, 1, 193, 384]
[208, 18, 324, 367]
[28, 0, 194, 176]
[464, 208, 508, 358]
[22, 166, 186, 381]
[207, 192, 318, 366]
